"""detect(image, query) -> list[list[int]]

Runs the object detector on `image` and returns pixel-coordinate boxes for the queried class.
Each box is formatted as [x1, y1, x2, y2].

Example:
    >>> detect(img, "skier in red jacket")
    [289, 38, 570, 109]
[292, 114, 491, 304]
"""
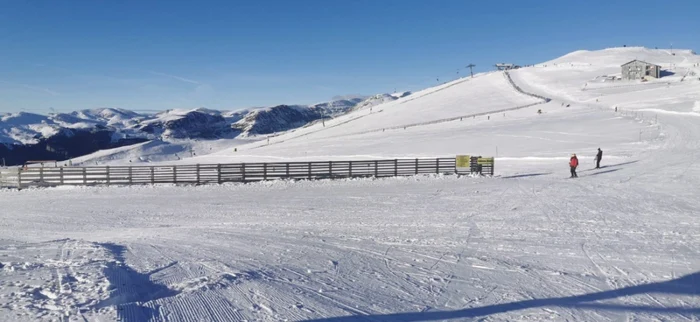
[569, 154, 579, 178]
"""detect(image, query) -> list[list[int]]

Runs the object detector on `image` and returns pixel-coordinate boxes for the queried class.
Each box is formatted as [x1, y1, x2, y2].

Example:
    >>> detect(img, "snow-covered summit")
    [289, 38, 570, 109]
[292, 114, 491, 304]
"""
[70, 108, 142, 124]
[351, 92, 412, 112]
[543, 46, 694, 67]
[310, 97, 366, 116]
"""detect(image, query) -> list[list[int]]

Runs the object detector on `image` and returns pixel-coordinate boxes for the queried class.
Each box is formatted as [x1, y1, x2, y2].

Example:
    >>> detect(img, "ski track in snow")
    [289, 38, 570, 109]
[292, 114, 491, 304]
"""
[1, 172, 699, 321]
[2, 47, 700, 321]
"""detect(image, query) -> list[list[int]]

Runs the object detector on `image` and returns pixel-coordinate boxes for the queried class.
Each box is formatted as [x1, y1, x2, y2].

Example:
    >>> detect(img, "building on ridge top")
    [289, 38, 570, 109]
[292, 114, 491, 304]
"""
[621, 60, 661, 80]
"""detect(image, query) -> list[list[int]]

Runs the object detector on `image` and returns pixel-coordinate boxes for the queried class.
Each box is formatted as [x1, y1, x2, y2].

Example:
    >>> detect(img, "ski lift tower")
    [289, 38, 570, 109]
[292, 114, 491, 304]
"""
[466, 64, 476, 78]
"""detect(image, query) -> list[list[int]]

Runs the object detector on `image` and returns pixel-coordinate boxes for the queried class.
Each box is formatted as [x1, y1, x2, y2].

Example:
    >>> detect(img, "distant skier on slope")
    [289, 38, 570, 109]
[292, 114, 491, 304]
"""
[595, 148, 603, 169]
[570, 154, 579, 178]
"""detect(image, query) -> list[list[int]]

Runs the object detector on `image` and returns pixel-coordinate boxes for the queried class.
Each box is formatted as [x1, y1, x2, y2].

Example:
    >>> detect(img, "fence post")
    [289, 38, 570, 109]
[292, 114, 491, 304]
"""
[394, 159, 398, 176]
[150, 166, 155, 184]
[263, 163, 268, 181]
[173, 166, 177, 183]
[106, 166, 110, 185]
[308, 162, 312, 180]
[39, 167, 44, 183]
[217, 164, 222, 184]
[415, 158, 419, 175]
[349, 161, 353, 177]
[285, 163, 290, 178]
[128, 167, 132, 184]
[60, 167, 64, 185]
[17, 168, 22, 189]
[196, 164, 200, 184]
[329, 161, 333, 177]
[83, 168, 87, 184]
[242, 163, 246, 182]
[374, 161, 378, 177]
[436, 159, 439, 174]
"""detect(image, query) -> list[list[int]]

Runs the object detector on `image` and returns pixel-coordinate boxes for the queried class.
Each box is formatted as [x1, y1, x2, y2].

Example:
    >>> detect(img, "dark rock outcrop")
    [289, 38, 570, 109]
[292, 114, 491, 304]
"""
[0, 128, 147, 166]
[232, 105, 327, 135]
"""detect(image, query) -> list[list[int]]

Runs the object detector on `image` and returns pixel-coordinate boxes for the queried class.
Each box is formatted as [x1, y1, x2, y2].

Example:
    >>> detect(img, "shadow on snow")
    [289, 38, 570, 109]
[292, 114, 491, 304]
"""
[303, 272, 700, 321]
[660, 70, 676, 77]
[587, 168, 621, 176]
[581, 160, 640, 173]
[95, 243, 179, 322]
[501, 172, 553, 179]
[501, 160, 638, 179]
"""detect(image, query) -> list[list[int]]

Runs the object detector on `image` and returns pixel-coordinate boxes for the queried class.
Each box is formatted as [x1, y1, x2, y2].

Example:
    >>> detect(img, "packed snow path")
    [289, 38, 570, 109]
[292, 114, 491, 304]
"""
[1, 169, 699, 321]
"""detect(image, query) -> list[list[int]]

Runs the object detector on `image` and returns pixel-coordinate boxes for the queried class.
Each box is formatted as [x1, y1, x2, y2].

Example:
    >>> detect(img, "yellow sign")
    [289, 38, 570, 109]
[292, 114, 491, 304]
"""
[477, 157, 494, 165]
[456, 155, 471, 168]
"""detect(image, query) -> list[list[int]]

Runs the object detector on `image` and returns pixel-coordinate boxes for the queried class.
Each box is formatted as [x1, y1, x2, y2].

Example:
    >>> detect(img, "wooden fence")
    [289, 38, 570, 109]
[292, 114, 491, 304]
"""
[0, 168, 19, 189]
[7, 157, 494, 189]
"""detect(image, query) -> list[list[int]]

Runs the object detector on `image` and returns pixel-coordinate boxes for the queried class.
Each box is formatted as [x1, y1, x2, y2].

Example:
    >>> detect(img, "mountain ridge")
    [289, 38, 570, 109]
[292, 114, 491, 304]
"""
[0, 93, 411, 165]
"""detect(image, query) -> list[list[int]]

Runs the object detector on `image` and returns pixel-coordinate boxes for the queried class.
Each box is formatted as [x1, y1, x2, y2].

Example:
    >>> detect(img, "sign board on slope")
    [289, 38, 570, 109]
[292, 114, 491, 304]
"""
[477, 157, 494, 165]
[456, 155, 470, 168]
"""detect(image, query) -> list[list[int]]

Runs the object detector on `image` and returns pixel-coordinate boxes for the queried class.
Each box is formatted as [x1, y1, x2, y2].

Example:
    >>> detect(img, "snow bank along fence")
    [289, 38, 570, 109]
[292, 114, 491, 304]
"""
[9, 157, 495, 188]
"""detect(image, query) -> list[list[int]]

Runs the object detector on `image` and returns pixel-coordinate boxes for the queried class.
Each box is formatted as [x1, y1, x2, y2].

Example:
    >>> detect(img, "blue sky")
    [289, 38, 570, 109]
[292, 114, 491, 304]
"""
[1, 0, 698, 113]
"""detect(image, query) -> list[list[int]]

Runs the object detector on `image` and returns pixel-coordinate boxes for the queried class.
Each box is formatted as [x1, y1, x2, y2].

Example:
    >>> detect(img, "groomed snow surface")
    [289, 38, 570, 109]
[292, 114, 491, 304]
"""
[2, 47, 700, 321]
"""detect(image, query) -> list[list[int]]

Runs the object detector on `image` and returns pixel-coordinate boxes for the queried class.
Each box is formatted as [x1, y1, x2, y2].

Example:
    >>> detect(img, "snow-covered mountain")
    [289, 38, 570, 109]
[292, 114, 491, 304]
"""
[0, 108, 149, 146]
[310, 97, 367, 116]
[0, 94, 405, 165]
[135, 108, 232, 139]
[232, 105, 324, 136]
[351, 92, 412, 112]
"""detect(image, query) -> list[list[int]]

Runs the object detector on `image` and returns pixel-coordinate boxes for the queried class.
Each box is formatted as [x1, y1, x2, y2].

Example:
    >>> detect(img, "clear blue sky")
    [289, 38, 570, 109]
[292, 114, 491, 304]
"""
[1, 0, 698, 113]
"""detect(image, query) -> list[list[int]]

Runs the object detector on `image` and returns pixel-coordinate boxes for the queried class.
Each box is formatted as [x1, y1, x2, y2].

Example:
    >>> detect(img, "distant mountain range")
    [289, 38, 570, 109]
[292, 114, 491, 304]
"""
[0, 92, 411, 166]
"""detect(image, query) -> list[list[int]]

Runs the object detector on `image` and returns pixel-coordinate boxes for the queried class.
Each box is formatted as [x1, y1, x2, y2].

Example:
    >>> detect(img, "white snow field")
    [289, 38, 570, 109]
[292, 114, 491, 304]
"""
[67, 137, 258, 166]
[2, 47, 700, 321]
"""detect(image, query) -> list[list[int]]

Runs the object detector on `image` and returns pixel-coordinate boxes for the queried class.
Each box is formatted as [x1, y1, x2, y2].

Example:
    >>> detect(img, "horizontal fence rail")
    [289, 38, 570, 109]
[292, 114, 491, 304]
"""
[12, 157, 494, 188]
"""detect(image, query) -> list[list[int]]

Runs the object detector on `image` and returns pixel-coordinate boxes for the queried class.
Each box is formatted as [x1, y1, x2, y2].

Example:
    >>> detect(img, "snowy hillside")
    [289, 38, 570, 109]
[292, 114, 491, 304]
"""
[68, 138, 257, 166]
[167, 48, 696, 165]
[2, 47, 700, 321]
[350, 93, 407, 112]
[232, 105, 326, 137]
[310, 97, 367, 116]
[182, 70, 550, 163]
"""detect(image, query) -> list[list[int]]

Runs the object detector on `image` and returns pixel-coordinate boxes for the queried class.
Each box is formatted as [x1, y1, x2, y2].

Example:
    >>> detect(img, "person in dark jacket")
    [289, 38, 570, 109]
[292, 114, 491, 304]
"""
[595, 148, 603, 169]
[570, 154, 579, 178]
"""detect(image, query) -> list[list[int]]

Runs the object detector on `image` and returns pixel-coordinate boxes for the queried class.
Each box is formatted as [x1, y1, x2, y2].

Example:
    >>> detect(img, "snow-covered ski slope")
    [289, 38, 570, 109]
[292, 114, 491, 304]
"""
[203, 71, 548, 161]
[169, 47, 695, 167]
[67, 137, 257, 166]
[1, 47, 700, 321]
